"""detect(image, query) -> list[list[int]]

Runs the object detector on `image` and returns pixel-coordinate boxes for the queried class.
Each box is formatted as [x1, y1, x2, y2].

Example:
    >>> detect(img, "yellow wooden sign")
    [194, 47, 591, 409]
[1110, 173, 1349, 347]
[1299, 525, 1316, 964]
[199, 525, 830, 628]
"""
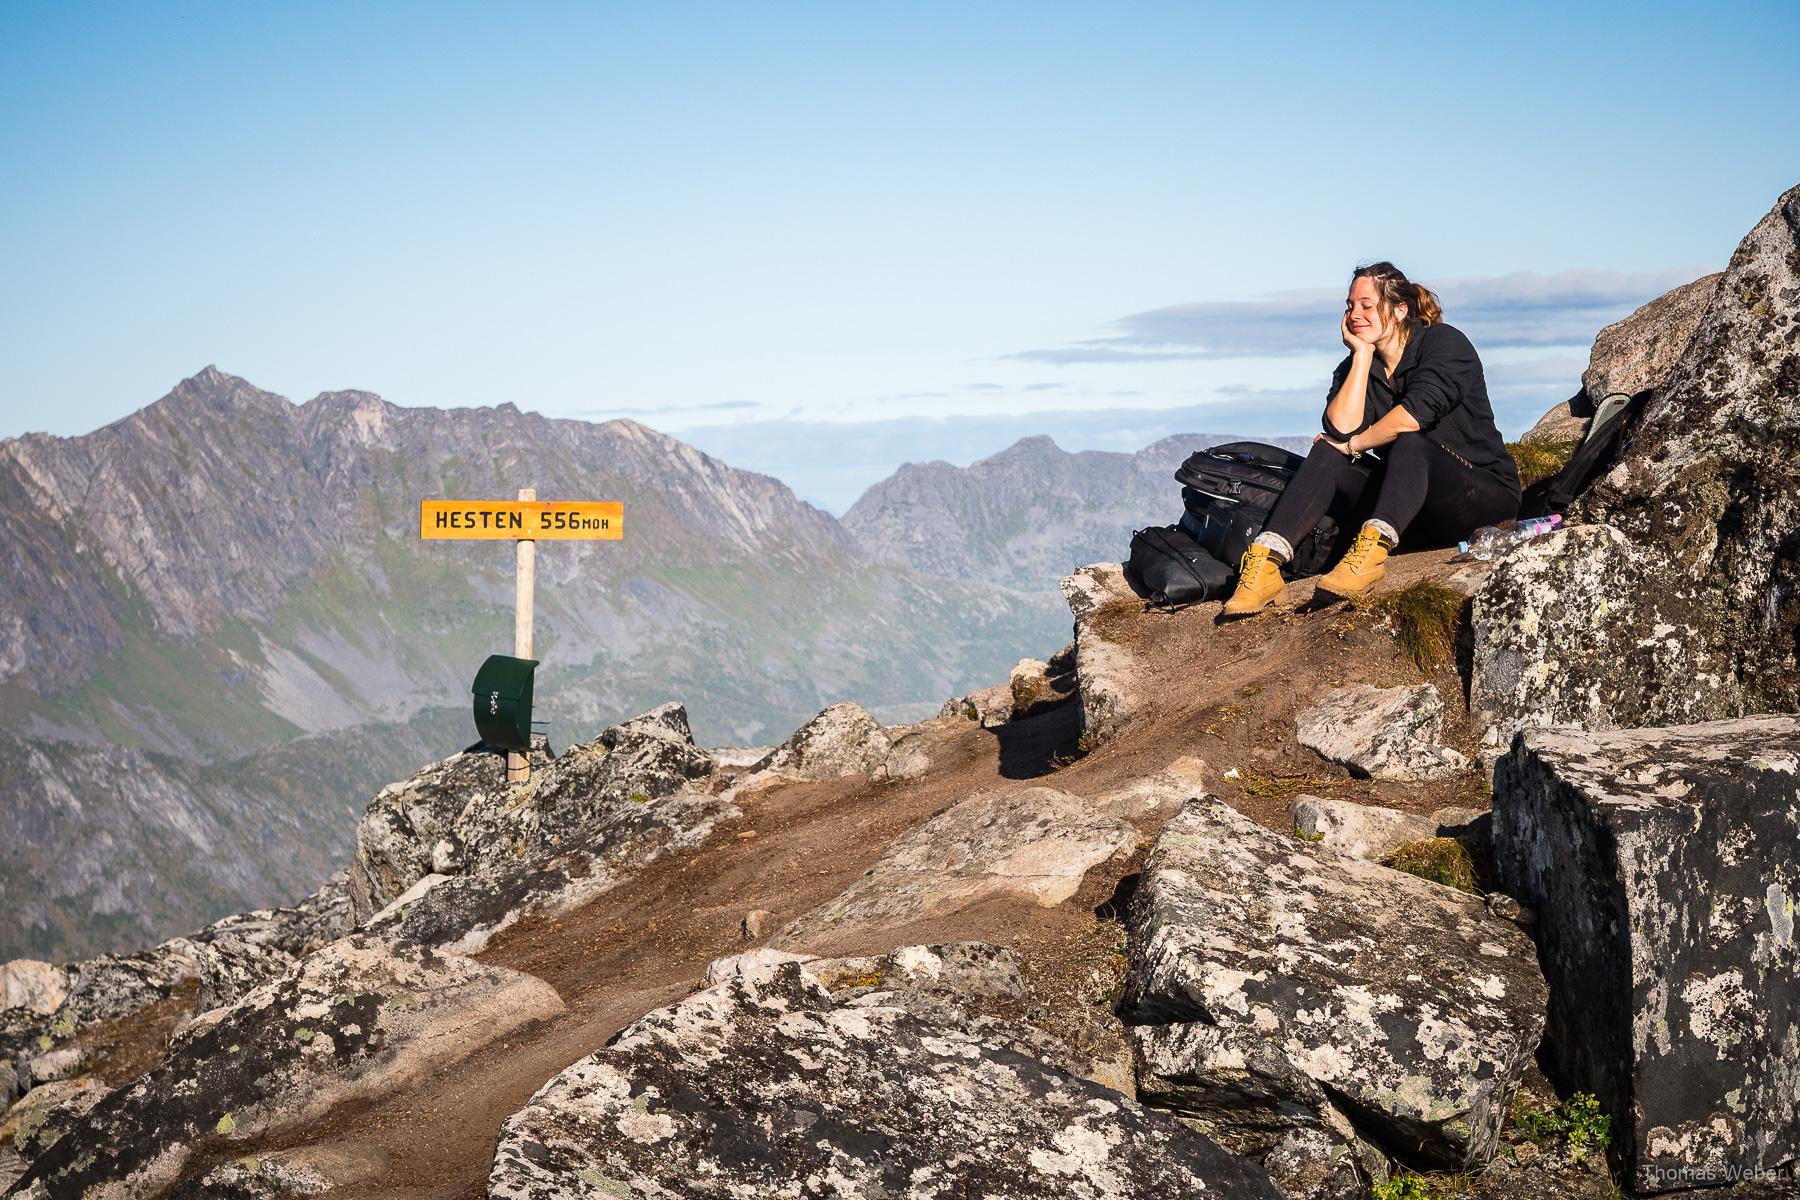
[419, 500, 623, 540]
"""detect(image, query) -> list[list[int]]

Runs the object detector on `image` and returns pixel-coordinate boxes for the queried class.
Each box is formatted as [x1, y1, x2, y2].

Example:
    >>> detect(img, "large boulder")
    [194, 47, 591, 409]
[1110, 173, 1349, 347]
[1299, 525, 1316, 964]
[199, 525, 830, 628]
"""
[11, 935, 562, 1199]
[1470, 186, 1799, 752]
[1295, 683, 1469, 781]
[748, 700, 892, 781]
[1574, 187, 1800, 711]
[1581, 271, 1723, 402]
[487, 961, 1283, 1199]
[1124, 798, 1547, 1170]
[778, 786, 1136, 946]
[1061, 563, 1144, 746]
[1469, 525, 1737, 757]
[1494, 717, 1800, 1193]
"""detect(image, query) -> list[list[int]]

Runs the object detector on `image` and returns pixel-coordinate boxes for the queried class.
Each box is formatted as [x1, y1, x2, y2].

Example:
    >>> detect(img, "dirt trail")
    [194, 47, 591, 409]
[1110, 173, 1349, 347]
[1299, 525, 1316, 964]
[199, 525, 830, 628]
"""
[224, 548, 1489, 1197]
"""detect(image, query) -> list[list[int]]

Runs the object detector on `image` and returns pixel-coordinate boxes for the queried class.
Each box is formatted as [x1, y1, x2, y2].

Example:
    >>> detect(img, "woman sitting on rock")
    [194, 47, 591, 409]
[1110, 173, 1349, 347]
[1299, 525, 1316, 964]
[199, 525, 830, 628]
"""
[1221, 262, 1520, 617]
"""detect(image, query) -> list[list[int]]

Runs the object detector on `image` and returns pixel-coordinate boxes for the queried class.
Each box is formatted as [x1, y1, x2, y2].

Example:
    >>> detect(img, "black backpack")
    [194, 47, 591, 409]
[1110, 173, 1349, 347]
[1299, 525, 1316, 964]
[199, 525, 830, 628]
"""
[1173, 441, 1343, 577]
[1124, 524, 1236, 607]
[1524, 390, 1653, 517]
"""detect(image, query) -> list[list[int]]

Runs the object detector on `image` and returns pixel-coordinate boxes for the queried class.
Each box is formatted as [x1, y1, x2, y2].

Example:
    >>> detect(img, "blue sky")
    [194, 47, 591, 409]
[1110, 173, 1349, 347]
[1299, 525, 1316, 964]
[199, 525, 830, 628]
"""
[2, 2, 1795, 510]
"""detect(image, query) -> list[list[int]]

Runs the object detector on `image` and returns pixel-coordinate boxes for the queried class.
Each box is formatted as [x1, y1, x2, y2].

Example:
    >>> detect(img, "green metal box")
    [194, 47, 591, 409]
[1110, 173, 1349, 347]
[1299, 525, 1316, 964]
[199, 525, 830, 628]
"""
[472, 654, 538, 751]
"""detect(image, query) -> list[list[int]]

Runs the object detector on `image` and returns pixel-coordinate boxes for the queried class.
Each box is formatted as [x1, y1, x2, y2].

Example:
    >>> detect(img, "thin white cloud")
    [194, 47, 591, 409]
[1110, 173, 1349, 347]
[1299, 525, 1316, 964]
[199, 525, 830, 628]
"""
[1008, 267, 1709, 363]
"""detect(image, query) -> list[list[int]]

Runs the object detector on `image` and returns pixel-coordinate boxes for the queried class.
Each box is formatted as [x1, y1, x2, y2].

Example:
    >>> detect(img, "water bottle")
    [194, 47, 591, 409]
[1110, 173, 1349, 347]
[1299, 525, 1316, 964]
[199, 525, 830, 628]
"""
[1455, 514, 1563, 561]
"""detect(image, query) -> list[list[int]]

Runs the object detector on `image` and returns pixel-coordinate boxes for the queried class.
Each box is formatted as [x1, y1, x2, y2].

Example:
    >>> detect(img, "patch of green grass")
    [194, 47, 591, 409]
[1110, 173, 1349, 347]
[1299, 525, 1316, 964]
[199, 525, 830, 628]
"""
[1373, 1174, 1455, 1200]
[1359, 581, 1464, 673]
[1512, 1091, 1613, 1156]
[1382, 837, 1477, 892]
[1507, 438, 1580, 488]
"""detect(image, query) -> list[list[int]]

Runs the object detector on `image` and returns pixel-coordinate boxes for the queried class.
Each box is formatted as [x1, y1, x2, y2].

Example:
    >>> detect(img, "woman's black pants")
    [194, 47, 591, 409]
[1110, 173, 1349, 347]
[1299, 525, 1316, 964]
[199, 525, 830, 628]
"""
[1263, 432, 1520, 551]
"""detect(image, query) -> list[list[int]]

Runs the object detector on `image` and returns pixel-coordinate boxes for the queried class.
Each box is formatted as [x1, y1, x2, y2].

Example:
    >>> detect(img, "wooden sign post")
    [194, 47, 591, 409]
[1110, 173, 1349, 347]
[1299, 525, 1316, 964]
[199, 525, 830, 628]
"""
[420, 490, 623, 783]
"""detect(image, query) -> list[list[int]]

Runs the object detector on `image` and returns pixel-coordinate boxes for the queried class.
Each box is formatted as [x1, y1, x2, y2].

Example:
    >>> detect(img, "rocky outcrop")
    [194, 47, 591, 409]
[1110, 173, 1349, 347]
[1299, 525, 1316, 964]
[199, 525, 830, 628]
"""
[1573, 186, 1800, 712]
[1061, 563, 1145, 746]
[367, 784, 736, 955]
[488, 961, 1283, 1199]
[1494, 717, 1800, 1193]
[11, 935, 562, 1199]
[348, 744, 552, 920]
[779, 787, 1136, 945]
[1010, 646, 1079, 719]
[344, 706, 733, 951]
[1471, 186, 1799, 755]
[1581, 271, 1723, 402]
[1295, 684, 1469, 781]
[748, 701, 891, 781]
[1125, 798, 1547, 1170]
[1469, 525, 1736, 756]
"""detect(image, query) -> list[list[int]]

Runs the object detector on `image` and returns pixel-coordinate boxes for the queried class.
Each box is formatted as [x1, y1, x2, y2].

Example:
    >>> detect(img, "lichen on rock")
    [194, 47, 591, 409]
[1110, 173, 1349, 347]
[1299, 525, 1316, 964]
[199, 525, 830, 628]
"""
[488, 961, 1283, 1199]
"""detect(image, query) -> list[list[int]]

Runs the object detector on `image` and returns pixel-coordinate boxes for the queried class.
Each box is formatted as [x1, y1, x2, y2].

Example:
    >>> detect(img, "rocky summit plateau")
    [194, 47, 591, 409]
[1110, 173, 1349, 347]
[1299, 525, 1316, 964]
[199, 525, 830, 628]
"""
[2, 182, 1799, 1198]
[2, 366, 1298, 966]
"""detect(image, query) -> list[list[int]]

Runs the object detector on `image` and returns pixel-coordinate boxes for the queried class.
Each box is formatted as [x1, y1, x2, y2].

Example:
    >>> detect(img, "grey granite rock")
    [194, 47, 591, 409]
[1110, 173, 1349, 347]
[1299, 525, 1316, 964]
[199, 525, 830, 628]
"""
[1061, 562, 1145, 747]
[1468, 187, 1800, 761]
[488, 961, 1283, 1199]
[1469, 524, 1737, 758]
[1289, 795, 1439, 861]
[1494, 717, 1800, 1193]
[779, 786, 1136, 944]
[8, 1078, 108, 1161]
[749, 701, 892, 781]
[1296, 684, 1469, 781]
[191, 937, 296, 1017]
[0, 966, 67, 1019]
[1011, 654, 1078, 719]
[1581, 271, 1723, 403]
[367, 779, 735, 954]
[1125, 798, 1547, 1170]
[10, 935, 562, 1199]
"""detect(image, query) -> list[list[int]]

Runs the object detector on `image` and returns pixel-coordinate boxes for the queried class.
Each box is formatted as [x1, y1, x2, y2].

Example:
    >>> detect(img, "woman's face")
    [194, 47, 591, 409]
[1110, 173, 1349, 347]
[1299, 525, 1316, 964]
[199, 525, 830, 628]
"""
[1345, 277, 1406, 344]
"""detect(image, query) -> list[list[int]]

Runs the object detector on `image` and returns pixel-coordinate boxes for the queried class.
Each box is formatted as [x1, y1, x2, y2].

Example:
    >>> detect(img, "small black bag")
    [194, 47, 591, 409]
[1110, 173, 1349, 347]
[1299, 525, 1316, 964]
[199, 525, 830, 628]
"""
[1174, 441, 1342, 577]
[1124, 524, 1235, 607]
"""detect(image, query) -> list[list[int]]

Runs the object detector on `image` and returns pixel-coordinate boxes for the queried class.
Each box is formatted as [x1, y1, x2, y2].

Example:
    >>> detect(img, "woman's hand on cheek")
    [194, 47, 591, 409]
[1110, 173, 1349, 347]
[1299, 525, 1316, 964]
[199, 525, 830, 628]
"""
[1340, 313, 1375, 356]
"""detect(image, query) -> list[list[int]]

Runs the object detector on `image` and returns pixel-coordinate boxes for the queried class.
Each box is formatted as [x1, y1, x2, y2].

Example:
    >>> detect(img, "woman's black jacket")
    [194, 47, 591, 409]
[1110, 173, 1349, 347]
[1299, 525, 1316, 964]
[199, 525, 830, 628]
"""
[1322, 322, 1520, 492]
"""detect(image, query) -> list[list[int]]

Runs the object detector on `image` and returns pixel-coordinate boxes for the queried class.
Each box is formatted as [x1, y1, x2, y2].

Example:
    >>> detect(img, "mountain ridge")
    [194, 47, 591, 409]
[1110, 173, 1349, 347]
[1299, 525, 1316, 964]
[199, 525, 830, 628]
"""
[843, 428, 1314, 591]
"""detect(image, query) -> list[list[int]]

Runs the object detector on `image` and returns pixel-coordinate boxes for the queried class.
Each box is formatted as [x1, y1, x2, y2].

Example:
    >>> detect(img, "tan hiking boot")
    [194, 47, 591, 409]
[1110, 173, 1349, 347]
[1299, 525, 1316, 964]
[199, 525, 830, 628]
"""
[1220, 544, 1286, 618]
[1316, 525, 1391, 597]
